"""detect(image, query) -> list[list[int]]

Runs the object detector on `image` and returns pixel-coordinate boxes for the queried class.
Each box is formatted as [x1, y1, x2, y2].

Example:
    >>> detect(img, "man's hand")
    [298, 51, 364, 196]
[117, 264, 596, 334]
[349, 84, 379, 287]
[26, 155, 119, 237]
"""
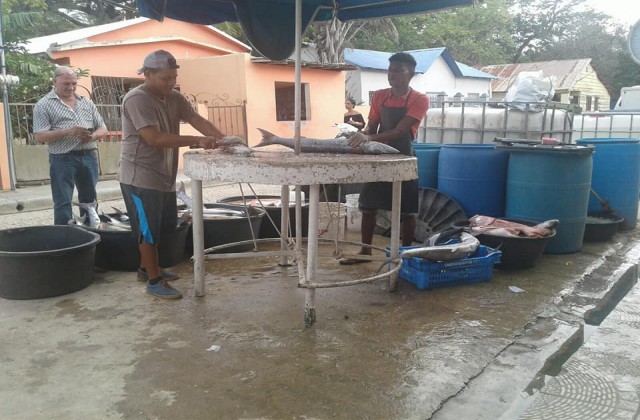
[197, 136, 218, 150]
[347, 132, 369, 147]
[68, 126, 93, 143]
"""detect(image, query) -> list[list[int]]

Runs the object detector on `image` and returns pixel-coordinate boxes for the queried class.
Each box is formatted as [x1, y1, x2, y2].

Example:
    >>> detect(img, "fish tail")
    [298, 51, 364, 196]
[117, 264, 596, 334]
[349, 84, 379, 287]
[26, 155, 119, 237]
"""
[255, 128, 276, 148]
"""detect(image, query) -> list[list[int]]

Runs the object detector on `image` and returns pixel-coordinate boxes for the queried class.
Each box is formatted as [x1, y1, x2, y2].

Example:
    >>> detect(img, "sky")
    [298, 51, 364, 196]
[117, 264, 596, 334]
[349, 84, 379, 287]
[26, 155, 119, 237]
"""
[585, 0, 639, 26]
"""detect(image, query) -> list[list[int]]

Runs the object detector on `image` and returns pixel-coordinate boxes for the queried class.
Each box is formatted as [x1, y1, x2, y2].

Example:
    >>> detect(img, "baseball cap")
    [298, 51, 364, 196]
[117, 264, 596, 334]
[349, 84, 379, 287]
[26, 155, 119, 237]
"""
[137, 50, 180, 75]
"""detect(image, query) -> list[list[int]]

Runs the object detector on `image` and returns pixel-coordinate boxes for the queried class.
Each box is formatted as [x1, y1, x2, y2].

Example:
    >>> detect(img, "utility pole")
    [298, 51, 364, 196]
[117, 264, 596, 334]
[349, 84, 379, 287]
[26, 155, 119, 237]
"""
[0, 0, 19, 191]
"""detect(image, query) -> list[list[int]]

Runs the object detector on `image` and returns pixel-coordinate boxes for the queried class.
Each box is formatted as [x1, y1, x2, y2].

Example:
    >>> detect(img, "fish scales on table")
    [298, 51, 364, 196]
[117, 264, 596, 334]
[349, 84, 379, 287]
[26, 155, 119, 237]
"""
[254, 128, 400, 155]
[190, 136, 254, 156]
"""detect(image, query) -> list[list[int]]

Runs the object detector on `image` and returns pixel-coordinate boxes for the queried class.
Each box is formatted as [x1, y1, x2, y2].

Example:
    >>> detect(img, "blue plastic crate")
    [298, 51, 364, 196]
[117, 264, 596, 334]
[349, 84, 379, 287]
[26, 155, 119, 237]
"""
[396, 245, 501, 290]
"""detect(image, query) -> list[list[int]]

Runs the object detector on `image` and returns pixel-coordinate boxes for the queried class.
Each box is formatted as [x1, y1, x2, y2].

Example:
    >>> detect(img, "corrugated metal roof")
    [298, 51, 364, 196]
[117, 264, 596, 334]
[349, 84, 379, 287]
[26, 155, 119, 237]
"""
[344, 48, 494, 79]
[477, 59, 592, 92]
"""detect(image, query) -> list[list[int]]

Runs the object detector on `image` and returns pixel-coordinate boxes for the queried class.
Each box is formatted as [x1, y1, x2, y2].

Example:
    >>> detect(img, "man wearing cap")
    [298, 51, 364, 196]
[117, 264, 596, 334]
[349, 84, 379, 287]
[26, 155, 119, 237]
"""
[119, 49, 223, 299]
[33, 66, 108, 225]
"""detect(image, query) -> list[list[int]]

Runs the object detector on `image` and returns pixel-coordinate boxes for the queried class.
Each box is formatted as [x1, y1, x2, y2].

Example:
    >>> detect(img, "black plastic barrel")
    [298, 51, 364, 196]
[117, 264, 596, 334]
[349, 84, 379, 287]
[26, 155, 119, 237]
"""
[181, 203, 265, 253]
[575, 138, 640, 230]
[218, 195, 308, 238]
[413, 142, 442, 189]
[438, 145, 509, 217]
[89, 217, 189, 271]
[0, 226, 100, 299]
[502, 144, 593, 254]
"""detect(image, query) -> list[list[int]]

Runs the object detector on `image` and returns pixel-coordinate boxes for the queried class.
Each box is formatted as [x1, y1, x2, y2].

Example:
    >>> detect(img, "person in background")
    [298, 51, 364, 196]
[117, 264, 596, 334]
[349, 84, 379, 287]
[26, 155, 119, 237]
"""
[344, 97, 365, 131]
[339, 52, 429, 265]
[33, 66, 108, 225]
[119, 50, 223, 299]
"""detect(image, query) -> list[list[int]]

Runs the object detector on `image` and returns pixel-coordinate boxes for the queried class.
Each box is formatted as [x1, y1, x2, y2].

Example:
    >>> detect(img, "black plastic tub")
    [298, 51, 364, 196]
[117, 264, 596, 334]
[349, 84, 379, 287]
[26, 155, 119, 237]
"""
[0, 226, 100, 300]
[475, 219, 555, 269]
[88, 214, 190, 271]
[583, 213, 624, 242]
[217, 195, 308, 238]
[179, 203, 265, 253]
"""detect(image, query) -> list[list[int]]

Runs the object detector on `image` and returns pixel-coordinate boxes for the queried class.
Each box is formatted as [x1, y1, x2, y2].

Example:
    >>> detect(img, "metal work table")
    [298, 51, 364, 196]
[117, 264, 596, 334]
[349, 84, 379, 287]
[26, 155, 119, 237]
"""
[183, 150, 418, 326]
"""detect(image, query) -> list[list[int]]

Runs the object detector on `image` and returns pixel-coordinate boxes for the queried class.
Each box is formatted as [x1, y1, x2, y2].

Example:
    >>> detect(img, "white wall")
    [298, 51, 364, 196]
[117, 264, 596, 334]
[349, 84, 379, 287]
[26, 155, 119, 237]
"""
[351, 56, 492, 105]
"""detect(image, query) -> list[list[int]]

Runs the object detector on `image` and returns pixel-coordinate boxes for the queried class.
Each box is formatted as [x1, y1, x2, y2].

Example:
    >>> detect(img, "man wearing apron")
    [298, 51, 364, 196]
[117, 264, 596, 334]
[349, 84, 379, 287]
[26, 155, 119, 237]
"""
[340, 52, 429, 265]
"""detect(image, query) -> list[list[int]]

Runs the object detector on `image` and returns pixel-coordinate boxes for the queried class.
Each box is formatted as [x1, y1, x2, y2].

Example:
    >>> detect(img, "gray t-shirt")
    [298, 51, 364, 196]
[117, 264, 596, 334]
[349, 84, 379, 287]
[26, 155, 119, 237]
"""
[118, 85, 197, 192]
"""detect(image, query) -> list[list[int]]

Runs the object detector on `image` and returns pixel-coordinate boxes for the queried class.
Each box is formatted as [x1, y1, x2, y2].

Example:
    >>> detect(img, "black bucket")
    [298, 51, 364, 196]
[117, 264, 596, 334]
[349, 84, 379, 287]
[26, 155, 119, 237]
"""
[217, 195, 308, 238]
[583, 213, 624, 242]
[179, 203, 265, 253]
[0, 226, 100, 300]
[88, 214, 190, 271]
[475, 219, 555, 269]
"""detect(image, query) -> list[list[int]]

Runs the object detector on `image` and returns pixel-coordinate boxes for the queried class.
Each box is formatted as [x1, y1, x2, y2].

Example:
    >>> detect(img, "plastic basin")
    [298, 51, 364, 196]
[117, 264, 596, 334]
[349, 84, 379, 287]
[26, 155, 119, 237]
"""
[0, 226, 100, 299]
[475, 219, 555, 269]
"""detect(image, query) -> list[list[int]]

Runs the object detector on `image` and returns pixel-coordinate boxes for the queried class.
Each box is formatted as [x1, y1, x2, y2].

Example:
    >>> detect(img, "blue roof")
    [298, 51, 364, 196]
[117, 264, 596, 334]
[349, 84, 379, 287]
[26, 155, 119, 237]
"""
[344, 48, 495, 79]
[456, 62, 496, 79]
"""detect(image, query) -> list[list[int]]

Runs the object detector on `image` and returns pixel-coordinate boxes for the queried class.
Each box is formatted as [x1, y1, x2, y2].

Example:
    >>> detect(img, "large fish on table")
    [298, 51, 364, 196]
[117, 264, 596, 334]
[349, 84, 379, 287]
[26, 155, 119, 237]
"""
[255, 128, 400, 155]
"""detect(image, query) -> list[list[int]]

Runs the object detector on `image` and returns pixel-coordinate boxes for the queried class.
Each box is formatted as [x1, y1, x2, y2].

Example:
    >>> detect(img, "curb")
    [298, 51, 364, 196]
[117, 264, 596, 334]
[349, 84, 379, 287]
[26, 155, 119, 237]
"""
[431, 240, 640, 419]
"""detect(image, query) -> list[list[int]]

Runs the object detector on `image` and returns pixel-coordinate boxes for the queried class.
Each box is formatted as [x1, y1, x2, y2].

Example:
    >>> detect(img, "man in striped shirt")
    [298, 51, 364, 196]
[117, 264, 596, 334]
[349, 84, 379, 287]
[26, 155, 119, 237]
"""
[33, 66, 108, 225]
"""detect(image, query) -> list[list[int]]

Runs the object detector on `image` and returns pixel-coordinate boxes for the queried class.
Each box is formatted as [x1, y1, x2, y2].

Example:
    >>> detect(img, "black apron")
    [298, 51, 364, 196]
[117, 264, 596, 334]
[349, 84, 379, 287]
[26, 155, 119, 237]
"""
[359, 90, 419, 213]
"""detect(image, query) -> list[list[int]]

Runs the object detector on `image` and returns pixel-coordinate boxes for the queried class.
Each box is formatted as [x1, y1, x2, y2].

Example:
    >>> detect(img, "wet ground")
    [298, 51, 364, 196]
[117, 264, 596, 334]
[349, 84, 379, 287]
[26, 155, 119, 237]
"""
[1, 184, 639, 419]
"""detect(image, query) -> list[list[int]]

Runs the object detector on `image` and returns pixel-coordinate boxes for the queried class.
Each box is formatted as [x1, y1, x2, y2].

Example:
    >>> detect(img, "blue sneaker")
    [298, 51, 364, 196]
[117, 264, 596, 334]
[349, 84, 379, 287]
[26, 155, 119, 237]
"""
[137, 268, 180, 283]
[146, 280, 183, 299]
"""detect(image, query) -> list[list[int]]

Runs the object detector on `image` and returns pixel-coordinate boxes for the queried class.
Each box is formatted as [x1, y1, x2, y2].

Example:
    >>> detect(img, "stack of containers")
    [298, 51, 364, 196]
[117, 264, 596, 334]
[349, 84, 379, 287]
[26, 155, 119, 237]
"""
[499, 143, 594, 254]
[437, 144, 509, 217]
[575, 138, 640, 231]
[413, 142, 442, 190]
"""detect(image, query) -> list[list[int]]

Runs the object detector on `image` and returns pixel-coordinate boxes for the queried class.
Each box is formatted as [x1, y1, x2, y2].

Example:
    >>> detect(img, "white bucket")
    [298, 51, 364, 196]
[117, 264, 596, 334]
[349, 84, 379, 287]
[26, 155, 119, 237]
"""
[345, 194, 361, 232]
[318, 202, 346, 240]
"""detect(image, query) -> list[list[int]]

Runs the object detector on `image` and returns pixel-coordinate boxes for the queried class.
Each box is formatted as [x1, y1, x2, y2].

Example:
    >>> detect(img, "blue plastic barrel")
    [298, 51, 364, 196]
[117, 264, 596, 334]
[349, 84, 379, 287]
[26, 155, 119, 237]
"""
[413, 142, 442, 189]
[437, 145, 509, 217]
[504, 144, 593, 254]
[575, 138, 640, 230]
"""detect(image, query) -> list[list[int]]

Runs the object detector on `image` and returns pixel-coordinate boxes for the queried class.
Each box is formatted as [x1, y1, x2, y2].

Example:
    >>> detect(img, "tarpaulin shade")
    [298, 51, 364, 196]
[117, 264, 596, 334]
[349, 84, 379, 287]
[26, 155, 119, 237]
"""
[137, 0, 474, 60]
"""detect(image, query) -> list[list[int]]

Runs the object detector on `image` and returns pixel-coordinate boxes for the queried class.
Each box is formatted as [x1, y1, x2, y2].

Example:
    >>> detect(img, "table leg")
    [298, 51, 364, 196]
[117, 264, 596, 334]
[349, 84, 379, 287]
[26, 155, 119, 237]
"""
[279, 185, 290, 267]
[192, 179, 205, 297]
[389, 181, 402, 291]
[304, 184, 320, 327]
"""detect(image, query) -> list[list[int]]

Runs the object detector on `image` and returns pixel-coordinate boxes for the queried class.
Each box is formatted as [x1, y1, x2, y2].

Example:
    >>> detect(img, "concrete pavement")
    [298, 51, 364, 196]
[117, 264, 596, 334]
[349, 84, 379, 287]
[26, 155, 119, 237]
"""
[0, 174, 196, 215]
[0, 177, 639, 419]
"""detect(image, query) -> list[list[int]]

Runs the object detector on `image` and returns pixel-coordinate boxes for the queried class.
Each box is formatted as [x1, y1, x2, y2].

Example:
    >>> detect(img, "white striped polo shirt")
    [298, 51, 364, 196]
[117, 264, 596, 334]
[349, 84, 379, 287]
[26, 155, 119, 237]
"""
[33, 90, 107, 154]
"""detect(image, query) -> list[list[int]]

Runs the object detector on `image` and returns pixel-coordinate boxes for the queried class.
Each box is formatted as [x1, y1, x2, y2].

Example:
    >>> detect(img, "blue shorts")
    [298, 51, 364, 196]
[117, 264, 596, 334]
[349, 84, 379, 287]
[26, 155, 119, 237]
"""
[120, 184, 177, 245]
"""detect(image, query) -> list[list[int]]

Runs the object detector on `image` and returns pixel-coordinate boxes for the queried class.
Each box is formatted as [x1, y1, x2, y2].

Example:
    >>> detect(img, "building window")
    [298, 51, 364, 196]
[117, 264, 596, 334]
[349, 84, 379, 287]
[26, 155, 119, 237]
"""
[586, 95, 593, 111]
[275, 81, 310, 121]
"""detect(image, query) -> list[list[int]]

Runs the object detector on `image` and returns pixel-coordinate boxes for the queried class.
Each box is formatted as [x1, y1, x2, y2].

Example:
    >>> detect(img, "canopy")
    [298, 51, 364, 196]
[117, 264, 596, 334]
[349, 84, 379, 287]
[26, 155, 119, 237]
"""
[137, 0, 473, 60]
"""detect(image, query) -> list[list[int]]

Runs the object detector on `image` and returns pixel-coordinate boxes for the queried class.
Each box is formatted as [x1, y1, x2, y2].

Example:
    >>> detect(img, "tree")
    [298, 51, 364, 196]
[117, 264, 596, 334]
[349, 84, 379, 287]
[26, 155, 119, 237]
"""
[530, 18, 640, 100]
[2, 0, 61, 102]
[350, 0, 514, 66]
[508, 0, 610, 63]
[309, 17, 398, 63]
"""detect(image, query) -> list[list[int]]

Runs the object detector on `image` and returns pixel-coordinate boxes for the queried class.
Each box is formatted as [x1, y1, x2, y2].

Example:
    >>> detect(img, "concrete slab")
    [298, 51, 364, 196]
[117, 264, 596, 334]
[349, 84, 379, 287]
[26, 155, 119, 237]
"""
[521, 274, 640, 419]
[1, 180, 639, 419]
